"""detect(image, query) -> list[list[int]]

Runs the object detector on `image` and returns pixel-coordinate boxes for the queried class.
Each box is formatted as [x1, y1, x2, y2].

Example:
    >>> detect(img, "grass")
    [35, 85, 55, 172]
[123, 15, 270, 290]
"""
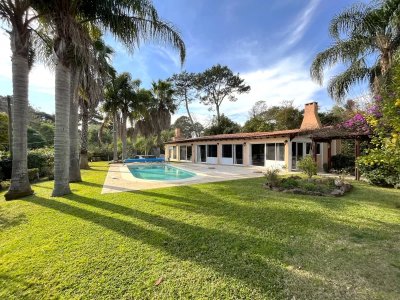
[0, 162, 399, 299]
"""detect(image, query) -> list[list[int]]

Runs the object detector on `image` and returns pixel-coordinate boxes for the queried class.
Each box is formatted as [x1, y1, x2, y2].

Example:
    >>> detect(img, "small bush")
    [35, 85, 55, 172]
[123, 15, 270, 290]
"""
[280, 177, 300, 189]
[0, 158, 12, 179]
[28, 148, 54, 177]
[297, 155, 317, 178]
[331, 154, 355, 170]
[28, 168, 39, 182]
[264, 168, 280, 188]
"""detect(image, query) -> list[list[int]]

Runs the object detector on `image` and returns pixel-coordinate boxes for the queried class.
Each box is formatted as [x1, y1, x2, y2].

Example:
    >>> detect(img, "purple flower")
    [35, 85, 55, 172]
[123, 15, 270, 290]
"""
[367, 105, 382, 118]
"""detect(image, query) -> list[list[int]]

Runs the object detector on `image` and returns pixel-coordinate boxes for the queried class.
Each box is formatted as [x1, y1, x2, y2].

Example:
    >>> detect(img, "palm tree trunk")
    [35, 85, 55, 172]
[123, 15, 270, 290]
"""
[98, 114, 108, 146]
[5, 39, 33, 200]
[121, 112, 127, 161]
[52, 62, 71, 196]
[6, 96, 13, 158]
[113, 113, 118, 161]
[80, 100, 90, 169]
[69, 71, 82, 181]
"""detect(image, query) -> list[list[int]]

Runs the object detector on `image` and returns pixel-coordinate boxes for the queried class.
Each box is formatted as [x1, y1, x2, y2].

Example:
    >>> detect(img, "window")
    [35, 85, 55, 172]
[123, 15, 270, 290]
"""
[277, 143, 285, 161]
[187, 146, 192, 161]
[207, 145, 217, 157]
[316, 143, 321, 155]
[172, 146, 177, 159]
[266, 143, 285, 161]
[222, 144, 232, 158]
[251, 144, 265, 166]
[266, 144, 276, 160]
[306, 143, 311, 155]
[179, 146, 187, 161]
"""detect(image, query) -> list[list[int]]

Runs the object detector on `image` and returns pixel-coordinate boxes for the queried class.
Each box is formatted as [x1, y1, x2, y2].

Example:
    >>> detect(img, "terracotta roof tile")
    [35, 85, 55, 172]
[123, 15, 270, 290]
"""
[166, 128, 314, 144]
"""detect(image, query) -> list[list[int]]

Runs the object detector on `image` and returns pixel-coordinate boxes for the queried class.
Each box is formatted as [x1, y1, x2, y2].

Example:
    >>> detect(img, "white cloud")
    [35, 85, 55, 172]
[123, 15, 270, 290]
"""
[284, 0, 320, 47]
[0, 30, 55, 107]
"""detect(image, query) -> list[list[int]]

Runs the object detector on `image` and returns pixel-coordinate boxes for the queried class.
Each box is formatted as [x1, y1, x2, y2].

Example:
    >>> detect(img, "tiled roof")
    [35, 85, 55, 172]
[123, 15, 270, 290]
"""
[165, 128, 314, 144]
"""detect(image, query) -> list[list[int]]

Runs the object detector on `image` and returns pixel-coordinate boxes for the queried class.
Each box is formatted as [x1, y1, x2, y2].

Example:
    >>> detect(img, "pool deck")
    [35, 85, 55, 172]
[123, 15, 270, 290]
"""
[101, 162, 273, 194]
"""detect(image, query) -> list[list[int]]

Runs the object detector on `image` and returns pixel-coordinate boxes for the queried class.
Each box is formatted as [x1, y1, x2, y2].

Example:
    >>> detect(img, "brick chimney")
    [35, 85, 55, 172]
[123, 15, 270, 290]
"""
[173, 128, 182, 141]
[300, 102, 322, 130]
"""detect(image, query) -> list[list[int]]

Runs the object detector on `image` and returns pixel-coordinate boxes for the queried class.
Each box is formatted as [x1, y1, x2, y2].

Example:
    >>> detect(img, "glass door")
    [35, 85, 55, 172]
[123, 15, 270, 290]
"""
[251, 144, 265, 166]
[292, 142, 305, 170]
[234, 144, 243, 164]
[197, 145, 206, 163]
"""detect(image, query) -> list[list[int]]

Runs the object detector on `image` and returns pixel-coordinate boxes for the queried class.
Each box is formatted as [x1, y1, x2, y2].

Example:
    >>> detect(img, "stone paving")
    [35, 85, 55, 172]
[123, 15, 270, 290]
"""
[101, 162, 270, 194]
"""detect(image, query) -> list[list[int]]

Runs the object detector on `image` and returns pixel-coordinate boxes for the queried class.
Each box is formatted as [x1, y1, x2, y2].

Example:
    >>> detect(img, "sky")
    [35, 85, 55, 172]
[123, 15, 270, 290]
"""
[0, 0, 370, 126]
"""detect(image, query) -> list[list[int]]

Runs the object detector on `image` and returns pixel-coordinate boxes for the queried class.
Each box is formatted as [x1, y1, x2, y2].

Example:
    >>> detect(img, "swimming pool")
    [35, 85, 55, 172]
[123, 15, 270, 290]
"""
[128, 164, 196, 181]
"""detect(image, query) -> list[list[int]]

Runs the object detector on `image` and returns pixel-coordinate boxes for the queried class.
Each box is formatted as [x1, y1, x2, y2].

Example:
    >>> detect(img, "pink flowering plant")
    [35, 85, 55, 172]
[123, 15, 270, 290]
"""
[356, 64, 400, 187]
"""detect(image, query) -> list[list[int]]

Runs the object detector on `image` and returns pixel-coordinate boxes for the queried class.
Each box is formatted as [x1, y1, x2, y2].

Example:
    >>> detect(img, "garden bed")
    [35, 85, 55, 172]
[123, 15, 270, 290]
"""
[264, 175, 353, 197]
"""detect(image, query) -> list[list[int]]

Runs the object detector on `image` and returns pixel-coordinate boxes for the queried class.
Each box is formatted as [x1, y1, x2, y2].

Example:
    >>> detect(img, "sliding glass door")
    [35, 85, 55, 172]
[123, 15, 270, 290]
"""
[251, 144, 265, 166]
[197, 145, 206, 163]
[234, 144, 243, 164]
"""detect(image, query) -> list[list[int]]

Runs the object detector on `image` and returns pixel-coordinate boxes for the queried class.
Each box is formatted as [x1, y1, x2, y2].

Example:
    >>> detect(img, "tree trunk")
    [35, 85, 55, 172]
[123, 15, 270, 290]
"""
[5, 37, 33, 200]
[98, 114, 108, 146]
[121, 113, 127, 161]
[185, 97, 196, 137]
[80, 100, 90, 169]
[113, 113, 118, 161]
[52, 62, 71, 197]
[216, 103, 221, 126]
[69, 71, 82, 181]
[6, 96, 13, 158]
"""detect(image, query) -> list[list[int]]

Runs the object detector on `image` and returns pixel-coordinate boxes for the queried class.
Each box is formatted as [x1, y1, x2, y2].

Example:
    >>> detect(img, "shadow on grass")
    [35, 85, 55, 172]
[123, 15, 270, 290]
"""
[20, 181, 400, 298]
[0, 209, 27, 230]
[24, 193, 287, 297]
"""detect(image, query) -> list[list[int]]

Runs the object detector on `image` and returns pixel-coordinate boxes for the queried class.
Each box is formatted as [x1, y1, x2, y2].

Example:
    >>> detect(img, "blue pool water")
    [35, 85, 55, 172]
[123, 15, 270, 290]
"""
[128, 164, 196, 181]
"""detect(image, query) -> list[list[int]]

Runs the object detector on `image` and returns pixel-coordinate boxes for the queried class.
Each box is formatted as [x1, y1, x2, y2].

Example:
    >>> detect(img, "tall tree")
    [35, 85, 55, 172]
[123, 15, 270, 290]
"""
[196, 64, 250, 126]
[243, 100, 302, 132]
[172, 116, 204, 138]
[168, 71, 198, 134]
[204, 114, 241, 135]
[36, 0, 186, 196]
[310, 1, 400, 101]
[1, 0, 36, 199]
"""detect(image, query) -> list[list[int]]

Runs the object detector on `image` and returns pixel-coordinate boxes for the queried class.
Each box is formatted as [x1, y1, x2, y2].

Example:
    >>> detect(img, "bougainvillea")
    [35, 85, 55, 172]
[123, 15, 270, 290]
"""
[356, 59, 400, 188]
[341, 113, 371, 134]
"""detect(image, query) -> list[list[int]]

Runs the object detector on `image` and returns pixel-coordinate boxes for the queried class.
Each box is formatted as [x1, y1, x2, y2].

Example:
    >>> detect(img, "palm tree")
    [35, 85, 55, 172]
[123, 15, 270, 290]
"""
[103, 74, 125, 162]
[1, 0, 36, 200]
[78, 38, 115, 170]
[310, 1, 400, 101]
[35, 0, 186, 196]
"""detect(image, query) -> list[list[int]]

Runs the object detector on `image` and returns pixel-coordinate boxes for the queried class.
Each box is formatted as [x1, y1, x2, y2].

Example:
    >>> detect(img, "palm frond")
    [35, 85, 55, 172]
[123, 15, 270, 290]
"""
[327, 59, 374, 101]
[310, 37, 373, 84]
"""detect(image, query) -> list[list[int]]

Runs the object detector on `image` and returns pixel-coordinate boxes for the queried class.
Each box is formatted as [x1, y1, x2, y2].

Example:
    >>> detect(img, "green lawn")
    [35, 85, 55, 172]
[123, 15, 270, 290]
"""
[1, 162, 399, 299]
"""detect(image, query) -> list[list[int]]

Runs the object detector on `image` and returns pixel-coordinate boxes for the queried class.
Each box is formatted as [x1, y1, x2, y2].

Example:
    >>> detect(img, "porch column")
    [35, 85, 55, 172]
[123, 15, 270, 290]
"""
[355, 139, 361, 180]
[312, 140, 317, 162]
[327, 140, 332, 171]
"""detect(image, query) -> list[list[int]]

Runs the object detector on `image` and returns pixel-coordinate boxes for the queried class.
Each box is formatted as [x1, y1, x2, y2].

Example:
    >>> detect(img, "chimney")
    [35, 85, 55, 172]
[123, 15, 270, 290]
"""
[173, 128, 182, 141]
[300, 102, 322, 130]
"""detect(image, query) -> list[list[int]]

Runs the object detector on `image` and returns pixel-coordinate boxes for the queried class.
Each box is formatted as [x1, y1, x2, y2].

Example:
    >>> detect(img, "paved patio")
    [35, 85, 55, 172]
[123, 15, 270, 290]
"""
[101, 163, 271, 194]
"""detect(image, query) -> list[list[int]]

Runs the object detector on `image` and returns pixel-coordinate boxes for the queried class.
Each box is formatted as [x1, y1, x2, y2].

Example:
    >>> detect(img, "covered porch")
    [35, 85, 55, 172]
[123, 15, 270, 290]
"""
[309, 127, 370, 180]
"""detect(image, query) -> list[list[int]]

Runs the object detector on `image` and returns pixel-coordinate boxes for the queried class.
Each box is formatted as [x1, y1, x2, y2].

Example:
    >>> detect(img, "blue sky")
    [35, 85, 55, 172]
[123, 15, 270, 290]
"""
[0, 0, 369, 125]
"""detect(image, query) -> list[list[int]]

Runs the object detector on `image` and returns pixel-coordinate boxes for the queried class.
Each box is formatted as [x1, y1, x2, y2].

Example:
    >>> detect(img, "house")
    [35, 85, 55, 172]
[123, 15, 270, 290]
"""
[165, 102, 342, 172]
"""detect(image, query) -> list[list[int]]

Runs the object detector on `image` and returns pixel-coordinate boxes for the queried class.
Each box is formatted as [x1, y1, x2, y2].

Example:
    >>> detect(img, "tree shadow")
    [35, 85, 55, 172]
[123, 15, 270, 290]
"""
[24, 193, 290, 297]
[0, 208, 27, 230]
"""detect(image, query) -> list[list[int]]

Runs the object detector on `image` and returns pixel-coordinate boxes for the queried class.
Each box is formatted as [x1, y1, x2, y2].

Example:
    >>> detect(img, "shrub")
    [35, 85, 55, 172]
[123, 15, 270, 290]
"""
[0, 158, 12, 179]
[28, 168, 39, 182]
[280, 177, 299, 189]
[28, 148, 54, 177]
[331, 154, 355, 171]
[297, 155, 317, 178]
[264, 168, 280, 188]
